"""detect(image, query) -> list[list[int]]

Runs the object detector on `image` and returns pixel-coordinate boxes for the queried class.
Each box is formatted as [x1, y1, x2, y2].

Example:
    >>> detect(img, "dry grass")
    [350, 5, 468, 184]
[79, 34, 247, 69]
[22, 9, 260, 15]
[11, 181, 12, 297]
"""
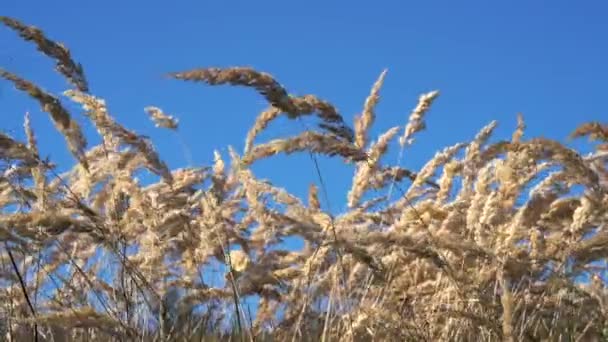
[1, 16, 608, 342]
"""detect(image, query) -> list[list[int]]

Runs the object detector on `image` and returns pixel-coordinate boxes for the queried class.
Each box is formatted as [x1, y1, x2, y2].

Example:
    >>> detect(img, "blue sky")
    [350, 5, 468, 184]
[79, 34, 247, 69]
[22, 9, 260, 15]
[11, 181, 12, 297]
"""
[2, 0, 607, 213]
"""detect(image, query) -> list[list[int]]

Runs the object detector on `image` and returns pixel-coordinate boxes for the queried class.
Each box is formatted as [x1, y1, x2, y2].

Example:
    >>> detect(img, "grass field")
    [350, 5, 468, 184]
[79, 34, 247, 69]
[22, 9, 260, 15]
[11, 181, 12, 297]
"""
[1, 15, 608, 341]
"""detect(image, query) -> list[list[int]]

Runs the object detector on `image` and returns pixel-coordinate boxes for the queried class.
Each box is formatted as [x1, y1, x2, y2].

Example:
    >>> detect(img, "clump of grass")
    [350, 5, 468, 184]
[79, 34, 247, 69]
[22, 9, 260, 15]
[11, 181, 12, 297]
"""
[1, 16, 608, 342]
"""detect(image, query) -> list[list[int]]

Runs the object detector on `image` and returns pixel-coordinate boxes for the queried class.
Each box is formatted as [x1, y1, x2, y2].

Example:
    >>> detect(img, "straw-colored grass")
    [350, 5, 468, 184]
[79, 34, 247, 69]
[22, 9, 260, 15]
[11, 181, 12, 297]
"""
[1, 15, 608, 342]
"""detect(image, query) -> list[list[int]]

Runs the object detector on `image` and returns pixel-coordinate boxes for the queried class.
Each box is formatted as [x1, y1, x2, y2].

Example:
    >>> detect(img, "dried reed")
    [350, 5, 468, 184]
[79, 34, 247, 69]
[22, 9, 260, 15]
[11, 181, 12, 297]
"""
[1, 16, 607, 342]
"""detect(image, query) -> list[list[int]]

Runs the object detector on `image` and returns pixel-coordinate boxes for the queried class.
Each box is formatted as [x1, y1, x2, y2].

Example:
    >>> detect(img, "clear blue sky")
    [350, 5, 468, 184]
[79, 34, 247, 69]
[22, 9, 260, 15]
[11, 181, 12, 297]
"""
[2, 0, 608, 213]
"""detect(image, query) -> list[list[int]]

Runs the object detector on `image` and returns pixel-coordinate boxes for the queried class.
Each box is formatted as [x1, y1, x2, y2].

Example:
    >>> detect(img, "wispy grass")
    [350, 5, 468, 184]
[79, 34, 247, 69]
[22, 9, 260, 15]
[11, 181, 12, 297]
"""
[1, 15, 608, 342]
